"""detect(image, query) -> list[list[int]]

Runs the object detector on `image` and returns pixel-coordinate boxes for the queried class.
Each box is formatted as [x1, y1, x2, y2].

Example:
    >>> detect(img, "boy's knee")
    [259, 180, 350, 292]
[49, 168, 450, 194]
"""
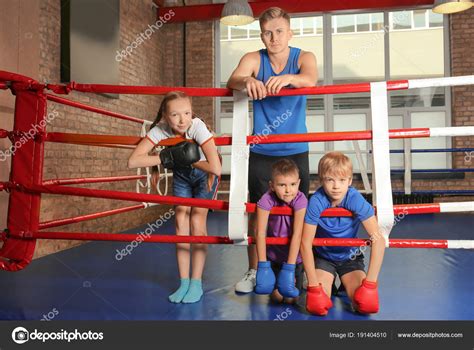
[283, 297, 298, 305]
[270, 290, 284, 304]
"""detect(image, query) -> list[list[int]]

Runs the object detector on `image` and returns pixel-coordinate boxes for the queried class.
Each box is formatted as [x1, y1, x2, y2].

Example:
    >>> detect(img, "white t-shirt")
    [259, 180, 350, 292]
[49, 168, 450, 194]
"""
[146, 117, 213, 162]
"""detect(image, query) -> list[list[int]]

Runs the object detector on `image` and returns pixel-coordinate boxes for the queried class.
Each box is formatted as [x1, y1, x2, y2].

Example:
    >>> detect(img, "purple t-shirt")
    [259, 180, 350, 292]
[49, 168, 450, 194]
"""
[257, 190, 308, 264]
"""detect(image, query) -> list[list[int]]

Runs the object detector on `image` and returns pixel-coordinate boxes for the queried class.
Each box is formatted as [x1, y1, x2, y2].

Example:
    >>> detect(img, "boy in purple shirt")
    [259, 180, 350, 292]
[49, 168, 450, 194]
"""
[254, 159, 308, 304]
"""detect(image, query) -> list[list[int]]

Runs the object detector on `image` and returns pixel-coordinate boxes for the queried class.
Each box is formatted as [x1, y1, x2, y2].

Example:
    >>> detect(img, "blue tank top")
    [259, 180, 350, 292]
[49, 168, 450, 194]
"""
[252, 47, 308, 156]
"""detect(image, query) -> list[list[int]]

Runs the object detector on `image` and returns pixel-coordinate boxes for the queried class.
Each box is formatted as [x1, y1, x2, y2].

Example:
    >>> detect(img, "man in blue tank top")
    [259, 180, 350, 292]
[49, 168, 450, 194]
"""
[227, 7, 318, 293]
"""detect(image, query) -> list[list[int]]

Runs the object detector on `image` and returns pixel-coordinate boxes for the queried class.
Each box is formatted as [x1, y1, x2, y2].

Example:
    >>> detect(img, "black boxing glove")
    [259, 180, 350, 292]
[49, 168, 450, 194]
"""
[159, 141, 200, 169]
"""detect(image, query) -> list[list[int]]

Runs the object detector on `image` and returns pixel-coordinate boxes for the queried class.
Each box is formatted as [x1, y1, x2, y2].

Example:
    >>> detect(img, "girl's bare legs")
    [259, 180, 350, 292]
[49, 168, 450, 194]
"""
[169, 205, 191, 303]
[189, 207, 209, 279]
[182, 207, 209, 303]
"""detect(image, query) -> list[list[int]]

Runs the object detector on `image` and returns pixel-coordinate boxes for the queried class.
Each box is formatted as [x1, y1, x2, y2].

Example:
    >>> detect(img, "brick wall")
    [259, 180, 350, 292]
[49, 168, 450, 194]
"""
[184, 20, 215, 128]
[181, 0, 215, 128]
[450, 9, 474, 195]
[34, 0, 173, 257]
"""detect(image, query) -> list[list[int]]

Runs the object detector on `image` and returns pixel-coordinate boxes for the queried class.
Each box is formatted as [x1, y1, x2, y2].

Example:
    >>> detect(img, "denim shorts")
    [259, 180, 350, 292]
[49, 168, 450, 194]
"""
[173, 167, 219, 200]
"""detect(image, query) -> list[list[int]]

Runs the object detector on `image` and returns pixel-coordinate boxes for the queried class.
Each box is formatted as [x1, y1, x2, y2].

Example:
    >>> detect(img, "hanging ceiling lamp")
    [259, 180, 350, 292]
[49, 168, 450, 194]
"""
[433, 0, 473, 14]
[220, 0, 254, 26]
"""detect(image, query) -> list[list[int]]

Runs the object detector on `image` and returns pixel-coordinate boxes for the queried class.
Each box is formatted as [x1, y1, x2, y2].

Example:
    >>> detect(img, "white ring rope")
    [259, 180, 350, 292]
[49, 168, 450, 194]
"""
[135, 121, 170, 202]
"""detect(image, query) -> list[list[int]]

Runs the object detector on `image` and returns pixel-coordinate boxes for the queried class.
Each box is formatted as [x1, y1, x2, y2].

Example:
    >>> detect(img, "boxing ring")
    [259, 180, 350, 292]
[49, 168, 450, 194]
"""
[0, 70, 473, 320]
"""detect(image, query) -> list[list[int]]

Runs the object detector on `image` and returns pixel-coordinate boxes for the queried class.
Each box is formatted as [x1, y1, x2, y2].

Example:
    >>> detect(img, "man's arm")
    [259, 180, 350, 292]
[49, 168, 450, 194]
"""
[226, 52, 266, 100]
[361, 216, 386, 282]
[265, 51, 318, 94]
[294, 51, 318, 87]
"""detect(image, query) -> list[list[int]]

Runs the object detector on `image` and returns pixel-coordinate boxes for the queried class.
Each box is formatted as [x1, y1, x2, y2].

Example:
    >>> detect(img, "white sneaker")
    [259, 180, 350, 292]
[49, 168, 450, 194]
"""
[235, 269, 257, 293]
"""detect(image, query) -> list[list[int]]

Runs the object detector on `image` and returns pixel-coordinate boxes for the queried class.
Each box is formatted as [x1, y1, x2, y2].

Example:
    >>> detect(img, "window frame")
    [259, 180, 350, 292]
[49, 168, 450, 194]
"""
[216, 7, 451, 175]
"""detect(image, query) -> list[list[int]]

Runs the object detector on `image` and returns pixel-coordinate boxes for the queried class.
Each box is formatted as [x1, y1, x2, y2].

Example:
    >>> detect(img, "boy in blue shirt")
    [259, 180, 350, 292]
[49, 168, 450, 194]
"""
[300, 152, 386, 315]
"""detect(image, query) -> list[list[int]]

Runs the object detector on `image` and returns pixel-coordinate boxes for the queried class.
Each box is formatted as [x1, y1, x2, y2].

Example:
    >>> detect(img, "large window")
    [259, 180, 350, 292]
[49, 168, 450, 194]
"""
[218, 9, 449, 175]
[220, 16, 325, 87]
[389, 10, 445, 109]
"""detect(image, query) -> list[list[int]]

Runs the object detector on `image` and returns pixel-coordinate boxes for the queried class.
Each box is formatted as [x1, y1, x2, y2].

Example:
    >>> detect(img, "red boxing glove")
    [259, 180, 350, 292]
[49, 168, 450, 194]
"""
[353, 279, 379, 314]
[306, 284, 333, 316]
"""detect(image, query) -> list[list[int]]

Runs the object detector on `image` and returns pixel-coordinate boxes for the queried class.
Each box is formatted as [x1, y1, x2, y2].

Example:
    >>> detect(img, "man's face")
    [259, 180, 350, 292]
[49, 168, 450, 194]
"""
[260, 17, 292, 54]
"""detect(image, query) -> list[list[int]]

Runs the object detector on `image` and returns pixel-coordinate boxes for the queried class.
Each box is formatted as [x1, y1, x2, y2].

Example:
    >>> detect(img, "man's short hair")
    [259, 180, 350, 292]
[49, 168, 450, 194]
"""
[259, 7, 291, 28]
[318, 152, 353, 180]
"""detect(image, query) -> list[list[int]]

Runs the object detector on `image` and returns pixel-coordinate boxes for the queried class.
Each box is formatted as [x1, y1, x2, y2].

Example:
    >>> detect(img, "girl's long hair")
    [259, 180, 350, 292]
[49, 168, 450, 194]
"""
[150, 90, 214, 136]
[149, 91, 219, 191]
[150, 91, 191, 130]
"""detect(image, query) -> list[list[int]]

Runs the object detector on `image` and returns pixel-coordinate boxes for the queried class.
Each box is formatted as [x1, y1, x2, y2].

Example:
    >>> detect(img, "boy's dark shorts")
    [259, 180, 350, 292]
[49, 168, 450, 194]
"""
[314, 254, 365, 278]
[271, 262, 304, 292]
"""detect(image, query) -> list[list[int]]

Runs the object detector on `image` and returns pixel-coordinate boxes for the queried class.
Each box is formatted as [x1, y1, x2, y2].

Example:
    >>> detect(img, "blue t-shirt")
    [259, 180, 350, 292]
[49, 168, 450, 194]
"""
[304, 187, 374, 262]
[251, 47, 308, 156]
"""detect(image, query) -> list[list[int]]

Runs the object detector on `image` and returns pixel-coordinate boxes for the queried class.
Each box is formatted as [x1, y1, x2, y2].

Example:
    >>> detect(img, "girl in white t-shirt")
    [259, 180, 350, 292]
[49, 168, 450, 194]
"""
[128, 91, 221, 303]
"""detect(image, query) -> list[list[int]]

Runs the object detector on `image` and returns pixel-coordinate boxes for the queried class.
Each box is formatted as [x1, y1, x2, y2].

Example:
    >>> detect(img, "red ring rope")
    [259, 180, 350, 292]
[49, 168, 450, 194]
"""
[28, 232, 450, 249]
[3, 182, 452, 217]
[43, 128, 432, 149]
[46, 94, 146, 124]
